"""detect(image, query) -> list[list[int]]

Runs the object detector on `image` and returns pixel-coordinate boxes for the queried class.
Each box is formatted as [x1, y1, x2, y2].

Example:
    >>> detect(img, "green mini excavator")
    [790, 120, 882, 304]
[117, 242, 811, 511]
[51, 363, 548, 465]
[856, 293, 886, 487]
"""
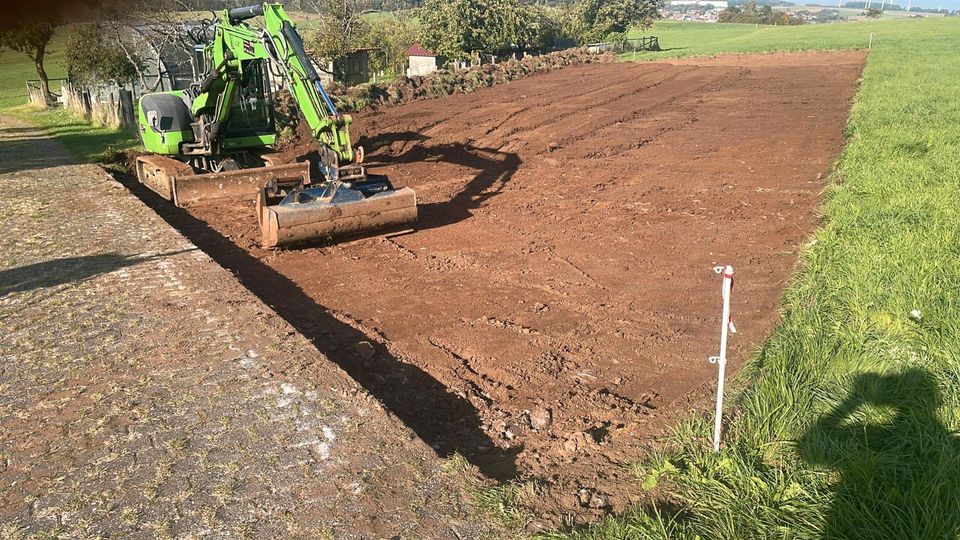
[135, 3, 416, 247]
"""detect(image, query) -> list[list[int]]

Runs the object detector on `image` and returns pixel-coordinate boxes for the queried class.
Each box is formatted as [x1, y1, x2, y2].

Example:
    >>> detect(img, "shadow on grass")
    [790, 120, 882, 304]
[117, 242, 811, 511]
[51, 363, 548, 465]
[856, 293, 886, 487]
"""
[0, 122, 137, 172]
[799, 368, 960, 538]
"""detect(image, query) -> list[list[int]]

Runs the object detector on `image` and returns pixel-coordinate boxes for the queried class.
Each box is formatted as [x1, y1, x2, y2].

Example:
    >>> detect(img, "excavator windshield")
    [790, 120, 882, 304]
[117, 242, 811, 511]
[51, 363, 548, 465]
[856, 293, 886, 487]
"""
[227, 60, 274, 136]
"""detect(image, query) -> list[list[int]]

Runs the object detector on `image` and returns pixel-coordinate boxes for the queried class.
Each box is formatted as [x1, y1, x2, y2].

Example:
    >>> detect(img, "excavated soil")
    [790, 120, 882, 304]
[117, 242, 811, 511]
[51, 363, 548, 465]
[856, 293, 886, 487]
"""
[181, 51, 865, 526]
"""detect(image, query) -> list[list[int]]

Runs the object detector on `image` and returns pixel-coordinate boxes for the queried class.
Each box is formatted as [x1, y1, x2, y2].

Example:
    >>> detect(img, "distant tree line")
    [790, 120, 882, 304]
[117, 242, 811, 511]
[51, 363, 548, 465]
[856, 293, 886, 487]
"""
[729, 0, 795, 6]
[2, 0, 666, 108]
[718, 0, 803, 23]
[306, 0, 665, 70]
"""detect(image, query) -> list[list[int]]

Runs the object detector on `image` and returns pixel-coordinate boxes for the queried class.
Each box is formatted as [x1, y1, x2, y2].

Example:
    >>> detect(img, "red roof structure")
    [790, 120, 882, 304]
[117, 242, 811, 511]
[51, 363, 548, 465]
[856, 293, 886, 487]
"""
[405, 43, 437, 57]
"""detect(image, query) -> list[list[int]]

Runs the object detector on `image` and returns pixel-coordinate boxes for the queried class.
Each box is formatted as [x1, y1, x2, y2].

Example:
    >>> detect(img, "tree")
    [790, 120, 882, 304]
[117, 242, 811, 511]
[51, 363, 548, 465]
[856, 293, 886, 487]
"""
[576, 0, 664, 43]
[718, 1, 801, 24]
[65, 23, 142, 88]
[361, 14, 419, 75]
[418, 0, 534, 61]
[90, 0, 209, 92]
[866, 7, 883, 17]
[0, 15, 58, 106]
[305, 0, 370, 62]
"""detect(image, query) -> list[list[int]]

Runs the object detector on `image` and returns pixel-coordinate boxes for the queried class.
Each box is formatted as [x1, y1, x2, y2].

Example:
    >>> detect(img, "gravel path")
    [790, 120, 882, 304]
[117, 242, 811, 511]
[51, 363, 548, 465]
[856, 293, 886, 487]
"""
[0, 114, 495, 539]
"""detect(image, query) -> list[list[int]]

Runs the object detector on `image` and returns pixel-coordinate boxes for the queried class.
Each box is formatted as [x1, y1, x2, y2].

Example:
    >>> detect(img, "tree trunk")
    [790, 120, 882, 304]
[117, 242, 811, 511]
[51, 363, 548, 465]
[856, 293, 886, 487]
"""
[33, 42, 53, 107]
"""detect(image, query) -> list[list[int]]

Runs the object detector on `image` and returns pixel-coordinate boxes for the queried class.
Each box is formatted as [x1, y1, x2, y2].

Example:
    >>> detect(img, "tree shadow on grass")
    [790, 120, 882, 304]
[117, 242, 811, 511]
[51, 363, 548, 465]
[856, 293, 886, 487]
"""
[798, 368, 960, 539]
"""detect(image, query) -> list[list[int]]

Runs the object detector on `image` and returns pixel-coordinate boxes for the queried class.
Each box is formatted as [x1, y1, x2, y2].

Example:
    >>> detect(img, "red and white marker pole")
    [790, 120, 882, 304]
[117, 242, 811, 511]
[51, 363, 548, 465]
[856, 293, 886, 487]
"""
[710, 265, 736, 452]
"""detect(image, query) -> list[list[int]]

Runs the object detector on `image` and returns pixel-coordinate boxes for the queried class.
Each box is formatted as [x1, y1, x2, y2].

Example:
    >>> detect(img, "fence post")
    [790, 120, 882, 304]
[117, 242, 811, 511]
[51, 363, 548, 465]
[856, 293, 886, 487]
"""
[119, 89, 136, 129]
[709, 265, 736, 452]
[82, 91, 92, 120]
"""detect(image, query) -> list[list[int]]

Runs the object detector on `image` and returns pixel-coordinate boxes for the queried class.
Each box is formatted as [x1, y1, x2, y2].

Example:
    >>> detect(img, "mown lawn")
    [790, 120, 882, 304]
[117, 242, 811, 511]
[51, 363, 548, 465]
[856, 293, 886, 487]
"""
[0, 33, 68, 109]
[544, 16, 960, 540]
[4, 105, 139, 164]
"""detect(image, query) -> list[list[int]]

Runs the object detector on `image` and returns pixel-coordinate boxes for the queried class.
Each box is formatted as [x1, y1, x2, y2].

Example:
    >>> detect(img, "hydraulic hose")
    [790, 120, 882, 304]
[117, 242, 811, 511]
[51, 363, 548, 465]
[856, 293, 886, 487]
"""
[228, 4, 264, 22]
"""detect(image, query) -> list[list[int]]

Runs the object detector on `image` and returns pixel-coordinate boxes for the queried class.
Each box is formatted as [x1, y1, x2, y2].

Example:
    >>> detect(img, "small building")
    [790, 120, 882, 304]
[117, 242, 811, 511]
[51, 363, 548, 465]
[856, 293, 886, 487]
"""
[312, 49, 373, 88]
[335, 48, 373, 87]
[406, 43, 442, 77]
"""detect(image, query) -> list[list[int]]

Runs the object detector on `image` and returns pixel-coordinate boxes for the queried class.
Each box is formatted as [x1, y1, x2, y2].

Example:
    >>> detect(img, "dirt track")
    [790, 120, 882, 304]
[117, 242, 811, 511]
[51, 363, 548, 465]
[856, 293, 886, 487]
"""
[184, 51, 865, 524]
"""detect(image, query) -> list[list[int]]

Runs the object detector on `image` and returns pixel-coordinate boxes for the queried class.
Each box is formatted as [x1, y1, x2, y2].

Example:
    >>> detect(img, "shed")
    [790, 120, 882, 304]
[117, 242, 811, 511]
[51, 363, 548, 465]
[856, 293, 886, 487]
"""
[335, 48, 374, 87]
[406, 43, 442, 77]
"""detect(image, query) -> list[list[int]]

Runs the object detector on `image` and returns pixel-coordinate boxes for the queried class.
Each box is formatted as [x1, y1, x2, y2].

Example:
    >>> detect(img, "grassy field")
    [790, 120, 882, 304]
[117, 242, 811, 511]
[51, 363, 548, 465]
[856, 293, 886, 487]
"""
[1, 31, 139, 161]
[0, 33, 68, 109]
[546, 16, 960, 540]
[629, 17, 952, 59]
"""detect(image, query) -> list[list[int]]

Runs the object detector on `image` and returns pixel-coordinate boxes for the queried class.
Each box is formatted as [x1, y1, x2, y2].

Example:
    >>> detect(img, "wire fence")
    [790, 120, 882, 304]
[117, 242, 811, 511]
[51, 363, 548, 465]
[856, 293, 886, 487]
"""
[586, 36, 662, 58]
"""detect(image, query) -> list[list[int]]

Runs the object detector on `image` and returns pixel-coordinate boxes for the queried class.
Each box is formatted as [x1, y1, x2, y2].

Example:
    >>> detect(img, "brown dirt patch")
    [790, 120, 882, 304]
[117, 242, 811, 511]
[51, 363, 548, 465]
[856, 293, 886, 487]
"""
[173, 51, 865, 527]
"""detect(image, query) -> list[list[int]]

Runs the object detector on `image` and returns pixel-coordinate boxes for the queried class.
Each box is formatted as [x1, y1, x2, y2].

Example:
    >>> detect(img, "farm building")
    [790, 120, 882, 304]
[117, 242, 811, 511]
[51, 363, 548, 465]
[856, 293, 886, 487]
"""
[406, 43, 443, 77]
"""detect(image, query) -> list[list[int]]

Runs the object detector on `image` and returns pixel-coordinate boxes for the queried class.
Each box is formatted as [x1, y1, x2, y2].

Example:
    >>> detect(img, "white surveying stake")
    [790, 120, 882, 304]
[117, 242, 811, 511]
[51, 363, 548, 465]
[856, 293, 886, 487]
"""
[709, 265, 736, 452]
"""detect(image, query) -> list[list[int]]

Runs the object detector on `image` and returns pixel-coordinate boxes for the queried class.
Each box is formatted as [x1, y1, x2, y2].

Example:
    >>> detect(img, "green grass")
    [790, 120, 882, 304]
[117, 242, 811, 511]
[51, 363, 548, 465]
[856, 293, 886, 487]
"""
[5, 105, 139, 163]
[0, 32, 68, 109]
[629, 17, 951, 60]
[547, 15, 960, 540]
[1, 29, 138, 164]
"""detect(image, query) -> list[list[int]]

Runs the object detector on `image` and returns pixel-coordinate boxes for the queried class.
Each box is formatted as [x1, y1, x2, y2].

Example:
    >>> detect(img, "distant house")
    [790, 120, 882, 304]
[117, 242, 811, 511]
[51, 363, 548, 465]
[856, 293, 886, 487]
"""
[406, 43, 442, 77]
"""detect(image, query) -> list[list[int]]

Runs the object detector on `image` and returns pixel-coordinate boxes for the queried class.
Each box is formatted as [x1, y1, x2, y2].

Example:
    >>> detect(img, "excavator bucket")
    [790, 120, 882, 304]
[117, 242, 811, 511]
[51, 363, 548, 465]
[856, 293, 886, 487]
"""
[257, 178, 417, 248]
[135, 154, 310, 207]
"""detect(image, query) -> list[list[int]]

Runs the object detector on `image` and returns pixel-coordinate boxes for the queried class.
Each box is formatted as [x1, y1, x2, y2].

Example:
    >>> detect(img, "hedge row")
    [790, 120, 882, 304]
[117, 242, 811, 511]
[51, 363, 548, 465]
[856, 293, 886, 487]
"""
[326, 48, 619, 112]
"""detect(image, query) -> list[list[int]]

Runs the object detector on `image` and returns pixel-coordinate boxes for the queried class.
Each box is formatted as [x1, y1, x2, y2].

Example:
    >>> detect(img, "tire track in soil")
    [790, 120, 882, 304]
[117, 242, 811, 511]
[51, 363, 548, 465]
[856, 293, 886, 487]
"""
[178, 51, 866, 528]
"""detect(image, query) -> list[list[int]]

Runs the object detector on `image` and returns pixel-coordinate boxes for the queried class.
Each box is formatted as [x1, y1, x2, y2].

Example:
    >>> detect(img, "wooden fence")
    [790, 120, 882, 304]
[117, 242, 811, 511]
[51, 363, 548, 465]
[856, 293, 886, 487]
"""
[25, 78, 68, 107]
[62, 84, 137, 129]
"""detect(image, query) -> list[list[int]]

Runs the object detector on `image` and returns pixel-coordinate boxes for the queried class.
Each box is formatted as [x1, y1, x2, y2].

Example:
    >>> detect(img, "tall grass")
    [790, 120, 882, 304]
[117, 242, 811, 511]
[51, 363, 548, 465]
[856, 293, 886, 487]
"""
[546, 17, 960, 539]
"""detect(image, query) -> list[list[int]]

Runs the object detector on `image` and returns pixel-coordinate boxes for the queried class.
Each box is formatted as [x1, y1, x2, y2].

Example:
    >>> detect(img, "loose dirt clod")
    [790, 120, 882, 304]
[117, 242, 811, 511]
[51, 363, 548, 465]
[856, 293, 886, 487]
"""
[528, 407, 552, 431]
[182, 51, 865, 525]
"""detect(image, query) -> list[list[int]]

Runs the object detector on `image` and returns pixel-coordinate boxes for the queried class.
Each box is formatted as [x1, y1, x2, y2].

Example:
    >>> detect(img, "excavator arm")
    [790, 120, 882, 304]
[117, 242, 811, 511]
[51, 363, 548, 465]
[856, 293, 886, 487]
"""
[194, 3, 356, 166]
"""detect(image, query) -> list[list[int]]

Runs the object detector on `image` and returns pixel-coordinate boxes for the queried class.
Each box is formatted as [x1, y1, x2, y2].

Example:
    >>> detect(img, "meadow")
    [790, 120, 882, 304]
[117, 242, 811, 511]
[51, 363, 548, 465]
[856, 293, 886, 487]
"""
[629, 17, 952, 58]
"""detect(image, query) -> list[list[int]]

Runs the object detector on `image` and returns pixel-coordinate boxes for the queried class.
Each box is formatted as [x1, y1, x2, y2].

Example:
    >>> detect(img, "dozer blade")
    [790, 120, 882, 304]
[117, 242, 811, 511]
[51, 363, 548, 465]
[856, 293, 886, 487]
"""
[135, 155, 310, 207]
[173, 162, 310, 207]
[135, 154, 193, 201]
[257, 180, 418, 248]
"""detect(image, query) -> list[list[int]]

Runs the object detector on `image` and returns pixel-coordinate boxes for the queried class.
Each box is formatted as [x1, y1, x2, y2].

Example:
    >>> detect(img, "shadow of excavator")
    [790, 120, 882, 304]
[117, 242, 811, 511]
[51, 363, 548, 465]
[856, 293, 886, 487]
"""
[112, 169, 523, 481]
[356, 130, 522, 231]
[0, 250, 195, 298]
